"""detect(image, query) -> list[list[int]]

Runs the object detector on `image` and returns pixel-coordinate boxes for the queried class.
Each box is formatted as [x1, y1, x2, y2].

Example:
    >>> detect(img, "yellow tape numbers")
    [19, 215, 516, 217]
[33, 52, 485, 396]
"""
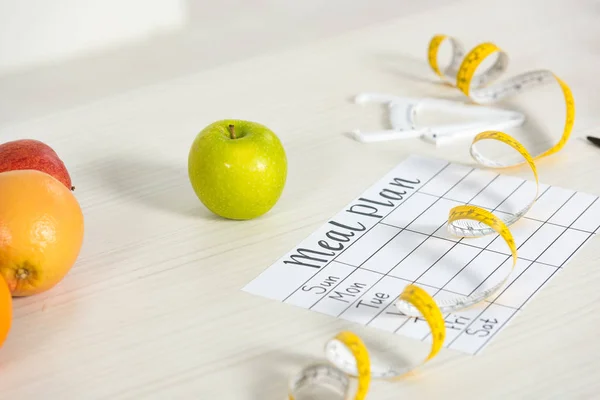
[288, 34, 575, 399]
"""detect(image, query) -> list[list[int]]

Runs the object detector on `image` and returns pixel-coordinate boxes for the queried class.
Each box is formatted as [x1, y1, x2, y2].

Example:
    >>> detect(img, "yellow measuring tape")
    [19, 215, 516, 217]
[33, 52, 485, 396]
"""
[288, 34, 575, 399]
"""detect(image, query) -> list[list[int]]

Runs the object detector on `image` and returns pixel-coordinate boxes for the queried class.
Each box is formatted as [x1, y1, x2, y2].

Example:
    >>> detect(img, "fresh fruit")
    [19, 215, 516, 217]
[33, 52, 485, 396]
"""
[188, 119, 287, 220]
[0, 276, 11, 348]
[0, 170, 84, 296]
[0, 139, 73, 190]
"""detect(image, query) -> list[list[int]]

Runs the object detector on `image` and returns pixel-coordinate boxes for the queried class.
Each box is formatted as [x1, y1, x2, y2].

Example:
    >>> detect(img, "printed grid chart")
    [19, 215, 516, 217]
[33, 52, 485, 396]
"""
[243, 156, 600, 355]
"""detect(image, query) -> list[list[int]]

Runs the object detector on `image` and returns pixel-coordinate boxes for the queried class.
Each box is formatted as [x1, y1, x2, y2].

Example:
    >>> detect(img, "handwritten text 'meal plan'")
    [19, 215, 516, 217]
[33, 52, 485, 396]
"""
[283, 176, 421, 270]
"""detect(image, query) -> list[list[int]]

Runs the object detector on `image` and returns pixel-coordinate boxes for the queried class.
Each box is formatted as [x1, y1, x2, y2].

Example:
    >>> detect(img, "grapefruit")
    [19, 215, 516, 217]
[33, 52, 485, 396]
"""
[0, 276, 11, 348]
[0, 170, 84, 296]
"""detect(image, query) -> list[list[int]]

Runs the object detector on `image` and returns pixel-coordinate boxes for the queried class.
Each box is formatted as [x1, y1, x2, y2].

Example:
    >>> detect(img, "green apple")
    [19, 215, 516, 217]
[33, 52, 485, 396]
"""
[188, 119, 287, 220]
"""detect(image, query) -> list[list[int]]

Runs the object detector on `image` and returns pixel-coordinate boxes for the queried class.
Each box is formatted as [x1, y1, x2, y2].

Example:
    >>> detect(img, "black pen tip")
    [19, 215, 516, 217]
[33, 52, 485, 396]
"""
[587, 136, 600, 147]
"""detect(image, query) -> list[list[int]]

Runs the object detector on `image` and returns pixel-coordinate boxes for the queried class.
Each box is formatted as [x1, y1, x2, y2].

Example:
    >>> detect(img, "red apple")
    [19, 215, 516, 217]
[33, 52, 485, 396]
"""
[0, 139, 73, 190]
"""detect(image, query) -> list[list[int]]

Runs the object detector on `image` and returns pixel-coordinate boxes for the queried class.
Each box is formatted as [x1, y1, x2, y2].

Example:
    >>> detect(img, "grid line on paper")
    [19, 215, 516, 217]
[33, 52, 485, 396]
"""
[446, 301, 495, 347]
[567, 196, 599, 230]
[331, 167, 495, 315]
[365, 177, 527, 333]
[316, 167, 477, 312]
[280, 161, 452, 304]
[331, 261, 518, 308]
[376, 169, 588, 349]
[378, 223, 561, 268]
[503, 206, 599, 309]
[539, 196, 600, 268]
[332, 260, 361, 269]
[484, 301, 519, 311]
[362, 278, 520, 328]
[376, 173, 520, 335]
[515, 269, 559, 311]
[441, 186, 585, 351]
[477, 185, 552, 259]
[465, 189, 575, 304]
[561, 232, 597, 267]
[406, 173, 507, 273]
[530, 192, 581, 265]
[473, 310, 520, 355]
[415, 178, 534, 341]
[484, 191, 576, 301]
[419, 184, 577, 344]
[416, 178, 528, 317]
[505, 197, 600, 312]
[416, 194, 597, 235]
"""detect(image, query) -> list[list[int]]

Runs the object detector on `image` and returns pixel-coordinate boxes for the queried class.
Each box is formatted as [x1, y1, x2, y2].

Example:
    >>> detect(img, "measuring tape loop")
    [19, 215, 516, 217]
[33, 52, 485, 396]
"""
[289, 285, 445, 399]
[427, 34, 575, 166]
[289, 34, 575, 399]
[395, 34, 575, 317]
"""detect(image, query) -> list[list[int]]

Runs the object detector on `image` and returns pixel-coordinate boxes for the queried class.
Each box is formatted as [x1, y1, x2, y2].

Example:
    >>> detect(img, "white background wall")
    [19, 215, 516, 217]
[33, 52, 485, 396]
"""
[0, 0, 186, 73]
[0, 0, 455, 128]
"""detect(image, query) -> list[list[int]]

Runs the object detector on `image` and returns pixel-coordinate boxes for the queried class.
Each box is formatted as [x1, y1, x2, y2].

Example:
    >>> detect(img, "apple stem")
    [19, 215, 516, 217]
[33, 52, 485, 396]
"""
[228, 124, 236, 139]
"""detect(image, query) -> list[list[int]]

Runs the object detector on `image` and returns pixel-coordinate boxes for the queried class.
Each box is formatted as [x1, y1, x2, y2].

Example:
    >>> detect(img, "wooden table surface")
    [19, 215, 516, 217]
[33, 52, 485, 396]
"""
[1, 0, 600, 398]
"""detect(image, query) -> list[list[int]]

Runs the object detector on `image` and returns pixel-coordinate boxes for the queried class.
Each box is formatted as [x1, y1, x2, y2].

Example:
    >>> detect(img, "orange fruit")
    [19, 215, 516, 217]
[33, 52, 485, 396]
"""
[0, 276, 11, 347]
[0, 169, 84, 296]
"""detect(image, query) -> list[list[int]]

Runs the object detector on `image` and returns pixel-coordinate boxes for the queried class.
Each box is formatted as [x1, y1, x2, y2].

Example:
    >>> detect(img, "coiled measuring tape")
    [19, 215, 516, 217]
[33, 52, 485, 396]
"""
[289, 285, 445, 400]
[288, 34, 575, 399]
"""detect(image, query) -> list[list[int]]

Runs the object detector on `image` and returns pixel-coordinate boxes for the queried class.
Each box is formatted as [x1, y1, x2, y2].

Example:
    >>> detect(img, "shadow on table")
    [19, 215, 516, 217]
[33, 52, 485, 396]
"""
[371, 52, 451, 86]
[243, 347, 316, 400]
[94, 155, 218, 220]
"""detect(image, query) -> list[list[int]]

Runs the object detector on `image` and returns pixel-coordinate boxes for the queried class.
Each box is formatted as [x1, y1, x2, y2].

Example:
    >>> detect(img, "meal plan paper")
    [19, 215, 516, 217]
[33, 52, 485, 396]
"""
[243, 155, 600, 355]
